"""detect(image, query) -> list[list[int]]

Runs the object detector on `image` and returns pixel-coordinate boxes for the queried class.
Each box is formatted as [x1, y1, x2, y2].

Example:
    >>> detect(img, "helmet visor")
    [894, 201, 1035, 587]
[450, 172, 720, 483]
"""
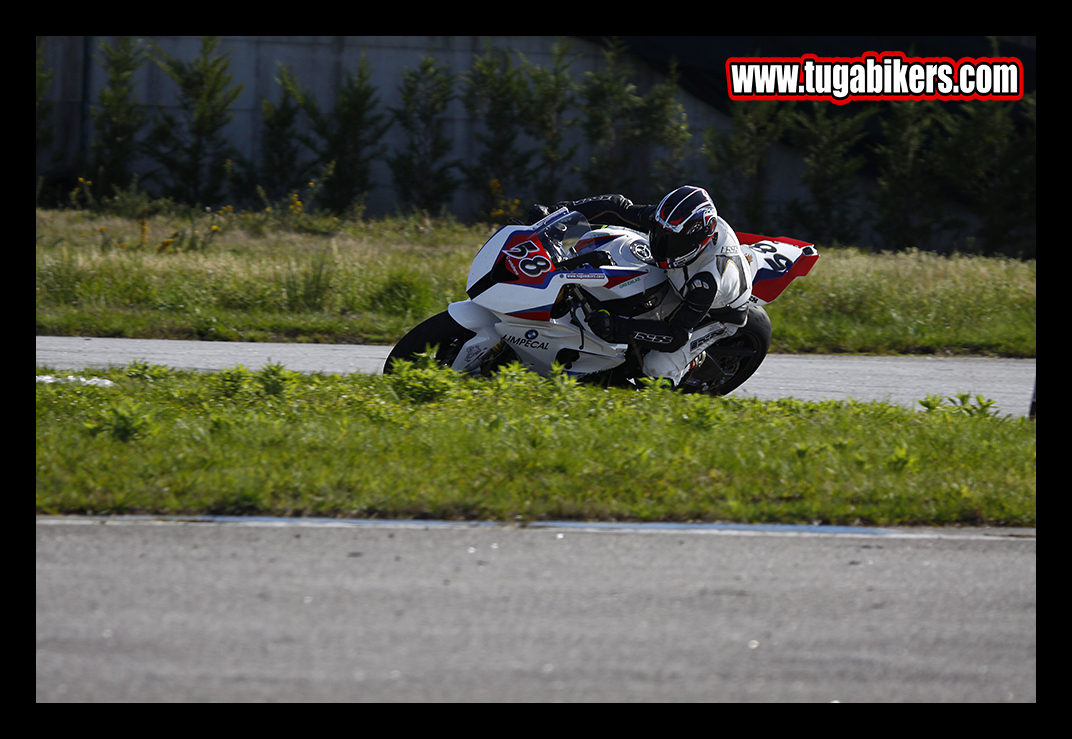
[649, 228, 715, 269]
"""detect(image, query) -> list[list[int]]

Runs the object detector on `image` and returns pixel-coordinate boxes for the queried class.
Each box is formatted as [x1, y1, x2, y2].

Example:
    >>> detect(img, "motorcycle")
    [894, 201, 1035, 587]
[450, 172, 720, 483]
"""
[384, 207, 818, 395]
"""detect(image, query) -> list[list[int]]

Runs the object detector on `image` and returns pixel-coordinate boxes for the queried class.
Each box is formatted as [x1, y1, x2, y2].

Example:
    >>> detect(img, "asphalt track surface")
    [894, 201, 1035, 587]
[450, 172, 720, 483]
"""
[36, 337, 1036, 701]
[37, 517, 1035, 702]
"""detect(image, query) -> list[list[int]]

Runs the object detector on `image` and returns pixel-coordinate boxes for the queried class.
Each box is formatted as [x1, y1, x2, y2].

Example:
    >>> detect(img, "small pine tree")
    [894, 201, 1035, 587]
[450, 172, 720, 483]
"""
[785, 101, 874, 245]
[871, 100, 943, 252]
[931, 95, 1036, 256]
[518, 38, 580, 205]
[461, 40, 534, 220]
[635, 58, 692, 202]
[387, 55, 460, 214]
[284, 54, 390, 216]
[577, 38, 640, 195]
[253, 64, 312, 203]
[89, 36, 148, 197]
[577, 39, 691, 202]
[143, 36, 243, 206]
[702, 100, 791, 232]
[929, 37, 1036, 257]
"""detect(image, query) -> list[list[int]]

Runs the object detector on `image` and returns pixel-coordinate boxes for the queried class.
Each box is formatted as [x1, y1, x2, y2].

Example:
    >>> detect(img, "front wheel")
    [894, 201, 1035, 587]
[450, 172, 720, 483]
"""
[689, 303, 772, 396]
[383, 311, 475, 375]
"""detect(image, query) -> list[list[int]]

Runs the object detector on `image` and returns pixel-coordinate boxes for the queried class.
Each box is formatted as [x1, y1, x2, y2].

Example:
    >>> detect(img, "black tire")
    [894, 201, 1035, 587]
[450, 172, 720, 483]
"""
[698, 303, 772, 396]
[383, 311, 476, 375]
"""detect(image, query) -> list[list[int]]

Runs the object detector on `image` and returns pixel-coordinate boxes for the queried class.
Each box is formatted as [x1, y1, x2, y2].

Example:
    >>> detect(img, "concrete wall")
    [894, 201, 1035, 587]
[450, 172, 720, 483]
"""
[37, 35, 784, 219]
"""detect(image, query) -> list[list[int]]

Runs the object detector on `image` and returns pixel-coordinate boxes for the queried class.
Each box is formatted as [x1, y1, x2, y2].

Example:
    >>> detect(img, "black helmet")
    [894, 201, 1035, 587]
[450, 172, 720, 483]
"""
[649, 186, 719, 269]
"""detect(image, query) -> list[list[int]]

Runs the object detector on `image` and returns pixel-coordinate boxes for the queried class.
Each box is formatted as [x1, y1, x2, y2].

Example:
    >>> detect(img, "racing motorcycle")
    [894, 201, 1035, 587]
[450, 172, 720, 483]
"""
[383, 208, 818, 395]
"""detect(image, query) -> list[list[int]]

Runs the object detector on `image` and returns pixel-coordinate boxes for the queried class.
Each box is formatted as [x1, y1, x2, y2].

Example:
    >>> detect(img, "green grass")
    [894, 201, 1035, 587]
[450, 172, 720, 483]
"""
[36, 208, 1036, 356]
[766, 247, 1037, 356]
[36, 359, 1036, 527]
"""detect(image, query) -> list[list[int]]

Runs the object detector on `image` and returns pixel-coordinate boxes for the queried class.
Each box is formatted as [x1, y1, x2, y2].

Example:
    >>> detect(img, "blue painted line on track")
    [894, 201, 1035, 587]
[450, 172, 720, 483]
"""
[525, 520, 899, 535]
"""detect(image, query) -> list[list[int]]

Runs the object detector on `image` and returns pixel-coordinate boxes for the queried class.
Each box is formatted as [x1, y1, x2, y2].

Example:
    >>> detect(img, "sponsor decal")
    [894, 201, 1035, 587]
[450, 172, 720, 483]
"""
[501, 236, 553, 279]
[689, 326, 727, 352]
[463, 345, 485, 365]
[750, 241, 796, 274]
[604, 269, 649, 289]
[505, 333, 550, 351]
[633, 331, 674, 345]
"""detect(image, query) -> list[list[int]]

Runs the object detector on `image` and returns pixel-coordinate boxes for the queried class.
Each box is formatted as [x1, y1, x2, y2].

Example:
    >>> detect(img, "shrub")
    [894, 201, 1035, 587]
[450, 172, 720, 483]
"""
[365, 268, 437, 317]
[89, 37, 148, 199]
[283, 54, 390, 216]
[142, 36, 243, 207]
[388, 56, 460, 214]
[577, 39, 692, 202]
[702, 100, 792, 233]
[461, 41, 534, 220]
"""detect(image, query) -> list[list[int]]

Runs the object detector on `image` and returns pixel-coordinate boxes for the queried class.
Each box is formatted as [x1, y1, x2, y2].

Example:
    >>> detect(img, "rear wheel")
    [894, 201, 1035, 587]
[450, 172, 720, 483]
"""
[688, 304, 772, 396]
[383, 311, 475, 375]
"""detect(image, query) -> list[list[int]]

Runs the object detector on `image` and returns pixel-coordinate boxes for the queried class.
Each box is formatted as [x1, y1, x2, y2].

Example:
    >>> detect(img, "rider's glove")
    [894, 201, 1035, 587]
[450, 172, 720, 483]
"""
[526, 203, 552, 224]
[588, 309, 622, 343]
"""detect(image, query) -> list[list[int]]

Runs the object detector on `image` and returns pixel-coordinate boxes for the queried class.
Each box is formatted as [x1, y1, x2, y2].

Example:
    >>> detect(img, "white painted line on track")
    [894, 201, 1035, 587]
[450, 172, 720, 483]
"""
[36, 515, 1035, 541]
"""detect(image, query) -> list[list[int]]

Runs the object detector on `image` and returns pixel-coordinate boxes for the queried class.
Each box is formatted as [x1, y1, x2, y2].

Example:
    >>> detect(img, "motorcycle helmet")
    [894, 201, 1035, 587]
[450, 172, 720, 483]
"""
[649, 186, 719, 269]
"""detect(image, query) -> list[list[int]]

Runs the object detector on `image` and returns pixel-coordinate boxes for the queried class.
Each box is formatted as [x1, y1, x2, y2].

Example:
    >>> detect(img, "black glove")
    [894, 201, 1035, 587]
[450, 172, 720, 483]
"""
[588, 310, 622, 343]
[526, 203, 553, 224]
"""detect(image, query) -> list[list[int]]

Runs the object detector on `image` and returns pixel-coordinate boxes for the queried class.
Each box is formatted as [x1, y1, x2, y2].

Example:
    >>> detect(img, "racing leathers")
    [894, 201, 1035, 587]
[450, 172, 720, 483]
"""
[547, 193, 754, 385]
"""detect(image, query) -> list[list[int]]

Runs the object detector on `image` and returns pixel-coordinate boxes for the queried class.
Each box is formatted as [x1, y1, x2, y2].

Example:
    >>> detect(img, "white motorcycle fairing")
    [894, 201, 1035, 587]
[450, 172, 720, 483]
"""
[449, 210, 685, 377]
[404, 208, 819, 391]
